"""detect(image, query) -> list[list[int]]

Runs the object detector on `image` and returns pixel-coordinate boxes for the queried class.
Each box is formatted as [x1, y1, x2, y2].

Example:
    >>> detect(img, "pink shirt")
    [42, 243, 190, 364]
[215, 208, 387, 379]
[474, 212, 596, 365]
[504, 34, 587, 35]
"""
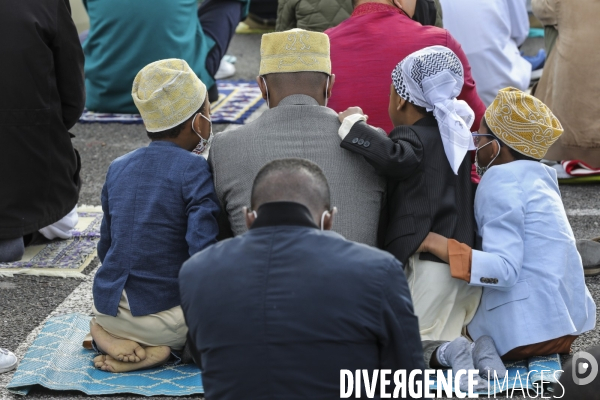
[326, 3, 486, 133]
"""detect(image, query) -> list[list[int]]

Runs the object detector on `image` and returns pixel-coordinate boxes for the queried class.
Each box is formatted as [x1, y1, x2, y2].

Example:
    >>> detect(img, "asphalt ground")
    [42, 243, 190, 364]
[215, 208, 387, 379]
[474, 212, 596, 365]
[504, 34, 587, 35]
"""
[1, 33, 599, 399]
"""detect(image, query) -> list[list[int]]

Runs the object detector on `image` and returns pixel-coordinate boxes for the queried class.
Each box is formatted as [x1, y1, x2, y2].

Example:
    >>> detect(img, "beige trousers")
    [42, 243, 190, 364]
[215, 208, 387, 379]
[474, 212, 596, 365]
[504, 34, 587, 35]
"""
[406, 253, 482, 341]
[83, 291, 188, 351]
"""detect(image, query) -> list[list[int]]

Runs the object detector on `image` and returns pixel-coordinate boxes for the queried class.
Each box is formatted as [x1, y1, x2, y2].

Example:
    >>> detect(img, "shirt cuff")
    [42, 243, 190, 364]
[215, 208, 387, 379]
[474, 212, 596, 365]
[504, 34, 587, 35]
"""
[338, 114, 367, 140]
[448, 239, 472, 282]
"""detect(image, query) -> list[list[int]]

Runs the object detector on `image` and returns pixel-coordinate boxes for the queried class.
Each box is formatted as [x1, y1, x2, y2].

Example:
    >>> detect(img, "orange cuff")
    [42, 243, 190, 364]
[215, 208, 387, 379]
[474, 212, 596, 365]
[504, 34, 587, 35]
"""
[448, 239, 472, 282]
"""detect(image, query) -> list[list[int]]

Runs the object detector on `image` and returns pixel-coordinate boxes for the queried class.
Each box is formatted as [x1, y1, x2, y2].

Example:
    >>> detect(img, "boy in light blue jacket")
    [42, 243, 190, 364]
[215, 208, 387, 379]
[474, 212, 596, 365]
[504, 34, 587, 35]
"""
[419, 88, 596, 379]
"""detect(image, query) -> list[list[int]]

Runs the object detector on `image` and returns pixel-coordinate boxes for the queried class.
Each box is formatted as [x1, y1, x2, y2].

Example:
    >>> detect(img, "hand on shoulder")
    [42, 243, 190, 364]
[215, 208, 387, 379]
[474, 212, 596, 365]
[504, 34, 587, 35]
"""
[338, 107, 367, 123]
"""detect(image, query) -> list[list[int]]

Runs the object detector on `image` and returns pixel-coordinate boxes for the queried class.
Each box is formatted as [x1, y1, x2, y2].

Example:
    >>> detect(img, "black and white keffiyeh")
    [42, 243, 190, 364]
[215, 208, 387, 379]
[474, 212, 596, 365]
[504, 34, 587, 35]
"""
[391, 46, 476, 174]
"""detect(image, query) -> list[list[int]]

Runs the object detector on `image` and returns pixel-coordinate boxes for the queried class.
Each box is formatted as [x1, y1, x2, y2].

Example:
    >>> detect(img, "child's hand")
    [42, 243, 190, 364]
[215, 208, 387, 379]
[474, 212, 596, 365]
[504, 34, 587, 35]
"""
[417, 233, 432, 253]
[338, 107, 367, 123]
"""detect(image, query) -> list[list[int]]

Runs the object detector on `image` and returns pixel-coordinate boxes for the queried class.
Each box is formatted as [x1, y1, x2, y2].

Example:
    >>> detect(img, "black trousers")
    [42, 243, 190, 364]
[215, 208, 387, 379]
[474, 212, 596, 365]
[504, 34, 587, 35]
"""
[199, 0, 245, 101]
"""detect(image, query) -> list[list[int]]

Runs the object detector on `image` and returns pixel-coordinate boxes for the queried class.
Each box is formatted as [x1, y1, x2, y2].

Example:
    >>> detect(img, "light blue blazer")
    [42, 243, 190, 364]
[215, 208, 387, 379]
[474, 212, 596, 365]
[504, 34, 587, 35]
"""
[467, 161, 596, 355]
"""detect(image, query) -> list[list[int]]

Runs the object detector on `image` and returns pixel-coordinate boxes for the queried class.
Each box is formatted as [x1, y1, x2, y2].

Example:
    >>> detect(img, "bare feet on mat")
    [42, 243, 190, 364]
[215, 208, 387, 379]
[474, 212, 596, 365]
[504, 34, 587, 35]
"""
[90, 323, 146, 363]
[93, 346, 171, 373]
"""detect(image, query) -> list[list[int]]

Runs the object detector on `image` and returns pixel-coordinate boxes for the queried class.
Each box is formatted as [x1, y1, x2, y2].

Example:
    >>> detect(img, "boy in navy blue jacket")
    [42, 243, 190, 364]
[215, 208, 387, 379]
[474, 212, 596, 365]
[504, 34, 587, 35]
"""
[84, 59, 219, 373]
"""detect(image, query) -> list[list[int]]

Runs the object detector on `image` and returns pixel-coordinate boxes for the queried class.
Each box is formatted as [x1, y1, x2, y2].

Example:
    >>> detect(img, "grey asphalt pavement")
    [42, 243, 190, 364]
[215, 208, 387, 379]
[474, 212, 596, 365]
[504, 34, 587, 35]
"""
[1, 32, 599, 400]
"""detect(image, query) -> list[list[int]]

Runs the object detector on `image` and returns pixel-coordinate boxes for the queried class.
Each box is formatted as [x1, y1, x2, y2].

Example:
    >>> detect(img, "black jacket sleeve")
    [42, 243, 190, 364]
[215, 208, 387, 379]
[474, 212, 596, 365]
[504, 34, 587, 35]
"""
[52, 0, 85, 130]
[340, 121, 424, 180]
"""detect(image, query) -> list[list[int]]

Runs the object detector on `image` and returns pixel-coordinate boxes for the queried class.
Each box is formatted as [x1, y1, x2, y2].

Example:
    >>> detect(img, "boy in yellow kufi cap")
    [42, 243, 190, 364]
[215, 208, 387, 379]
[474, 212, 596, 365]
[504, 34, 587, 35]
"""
[84, 59, 221, 373]
[417, 88, 595, 370]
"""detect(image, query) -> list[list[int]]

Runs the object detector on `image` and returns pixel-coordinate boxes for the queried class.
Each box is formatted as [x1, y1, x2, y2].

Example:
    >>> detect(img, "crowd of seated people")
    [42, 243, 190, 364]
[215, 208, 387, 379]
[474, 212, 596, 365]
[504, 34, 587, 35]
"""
[82, 25, 595, 398]
[1, 0, 597, 397]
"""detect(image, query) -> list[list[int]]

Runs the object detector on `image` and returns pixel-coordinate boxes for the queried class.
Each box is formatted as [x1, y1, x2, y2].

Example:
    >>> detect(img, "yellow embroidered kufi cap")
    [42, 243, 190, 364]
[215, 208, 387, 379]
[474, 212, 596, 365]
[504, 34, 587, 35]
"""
[485, 87, 563, 159]
[132, 59, 206, 132]
[259, 29, 331, 76]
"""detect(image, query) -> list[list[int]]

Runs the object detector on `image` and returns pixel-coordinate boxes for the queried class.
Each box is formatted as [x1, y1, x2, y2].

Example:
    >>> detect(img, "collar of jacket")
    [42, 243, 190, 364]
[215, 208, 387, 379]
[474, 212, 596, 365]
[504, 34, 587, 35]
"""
[351, 2, 405, 18]
[277, 94, 320, 107]
[250, 201, 319, 230]
[148, 140, 184, 149]
[414, 114, 438, 127]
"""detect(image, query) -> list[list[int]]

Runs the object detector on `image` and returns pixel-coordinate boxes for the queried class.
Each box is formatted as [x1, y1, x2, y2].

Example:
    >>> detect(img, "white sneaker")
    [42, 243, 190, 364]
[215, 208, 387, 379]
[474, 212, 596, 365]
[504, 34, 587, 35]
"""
[214, 59, 236, 80]
[0, 348, 17, 373]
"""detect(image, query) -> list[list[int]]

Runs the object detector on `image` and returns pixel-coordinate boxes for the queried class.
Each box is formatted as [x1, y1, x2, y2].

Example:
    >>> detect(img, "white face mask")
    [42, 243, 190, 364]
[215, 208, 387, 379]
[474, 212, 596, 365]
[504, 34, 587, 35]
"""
[262, 76, 270, 108]
[324, 75, 330, 107]
[192, 112, 213, 155]
[474, 139, 500, 177]
[320, 207, 337, 230]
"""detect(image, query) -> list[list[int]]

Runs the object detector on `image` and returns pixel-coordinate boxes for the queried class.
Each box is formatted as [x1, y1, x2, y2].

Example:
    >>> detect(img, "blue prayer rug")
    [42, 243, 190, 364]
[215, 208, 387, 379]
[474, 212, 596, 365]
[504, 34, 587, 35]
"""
[79, 80, 265, 125]
[429, 353, 562, 396]
[7, 314, 203, 396]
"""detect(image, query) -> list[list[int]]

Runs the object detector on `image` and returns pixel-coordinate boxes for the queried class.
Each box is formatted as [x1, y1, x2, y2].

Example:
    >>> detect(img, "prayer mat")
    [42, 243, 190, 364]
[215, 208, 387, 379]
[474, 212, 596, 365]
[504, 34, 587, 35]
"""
[0, 206, 101, 278]
[429, 354, 562, 396]
[78, 80, 265, 125]
[7, 314, 203, 396]
[552, 163, 600, 184]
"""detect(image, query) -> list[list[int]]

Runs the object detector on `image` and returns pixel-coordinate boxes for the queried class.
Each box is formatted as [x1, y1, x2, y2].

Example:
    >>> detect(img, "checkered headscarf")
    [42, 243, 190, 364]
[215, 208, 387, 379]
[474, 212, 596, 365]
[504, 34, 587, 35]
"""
[391, 46, 475, 174]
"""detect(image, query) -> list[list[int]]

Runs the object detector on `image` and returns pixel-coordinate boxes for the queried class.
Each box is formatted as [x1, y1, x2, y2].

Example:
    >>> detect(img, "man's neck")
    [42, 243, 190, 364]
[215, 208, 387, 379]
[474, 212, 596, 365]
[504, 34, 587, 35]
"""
[268, 92, 325, 108]
[355, 0, 394, 8]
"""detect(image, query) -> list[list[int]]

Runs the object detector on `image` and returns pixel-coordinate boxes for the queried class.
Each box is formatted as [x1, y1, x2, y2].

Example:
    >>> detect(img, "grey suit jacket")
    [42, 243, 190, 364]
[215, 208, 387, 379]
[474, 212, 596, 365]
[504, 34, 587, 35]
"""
[208, 94, 386, 247]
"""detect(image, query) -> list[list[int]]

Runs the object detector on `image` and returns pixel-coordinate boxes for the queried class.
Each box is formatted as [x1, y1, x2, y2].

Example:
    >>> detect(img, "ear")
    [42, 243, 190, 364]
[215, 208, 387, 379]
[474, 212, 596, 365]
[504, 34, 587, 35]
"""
[322, 207, 337, 231]
[256, 76, 268, 101]
[397, 96, 408, 112]
[326, 74, 335, 99]
[243, 207, 256, 229]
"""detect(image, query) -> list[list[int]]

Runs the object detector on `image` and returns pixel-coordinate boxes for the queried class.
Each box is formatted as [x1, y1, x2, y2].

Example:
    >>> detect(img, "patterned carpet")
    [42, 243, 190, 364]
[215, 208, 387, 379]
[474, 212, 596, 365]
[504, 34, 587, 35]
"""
[0, 206, 101, 278]
[7, 314, 203, 396]
[79, 80, 265, 125]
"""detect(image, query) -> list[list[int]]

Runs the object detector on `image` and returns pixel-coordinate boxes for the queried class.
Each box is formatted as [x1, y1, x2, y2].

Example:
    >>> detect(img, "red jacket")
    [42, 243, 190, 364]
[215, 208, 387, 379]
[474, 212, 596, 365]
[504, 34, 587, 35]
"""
[326, 3, 485, 133]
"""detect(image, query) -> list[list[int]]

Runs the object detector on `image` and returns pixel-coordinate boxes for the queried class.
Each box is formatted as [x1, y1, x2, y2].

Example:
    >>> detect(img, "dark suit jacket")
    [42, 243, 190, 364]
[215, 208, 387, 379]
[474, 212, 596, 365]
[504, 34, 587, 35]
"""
[179, 201, 424, 400]
[341, 115, 476, 265]
[0, 0, 85, 239]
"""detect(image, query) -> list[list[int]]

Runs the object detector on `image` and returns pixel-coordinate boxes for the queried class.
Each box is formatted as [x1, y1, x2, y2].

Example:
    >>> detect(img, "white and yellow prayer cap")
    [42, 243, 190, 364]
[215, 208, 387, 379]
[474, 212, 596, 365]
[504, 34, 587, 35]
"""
[485, 87, 563, 159]
[132, 59, 207, 132]
[259, 29, 331, 76]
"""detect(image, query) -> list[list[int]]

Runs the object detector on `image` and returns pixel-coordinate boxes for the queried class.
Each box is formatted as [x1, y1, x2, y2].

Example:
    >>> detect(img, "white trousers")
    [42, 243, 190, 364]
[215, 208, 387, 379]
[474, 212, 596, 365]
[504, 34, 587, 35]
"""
[406, 253, 482, 341]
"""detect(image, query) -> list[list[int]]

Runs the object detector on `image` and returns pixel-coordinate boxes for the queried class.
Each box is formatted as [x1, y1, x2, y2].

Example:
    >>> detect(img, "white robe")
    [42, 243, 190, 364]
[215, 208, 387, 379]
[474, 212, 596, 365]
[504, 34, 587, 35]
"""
[439, 0, 532, 106]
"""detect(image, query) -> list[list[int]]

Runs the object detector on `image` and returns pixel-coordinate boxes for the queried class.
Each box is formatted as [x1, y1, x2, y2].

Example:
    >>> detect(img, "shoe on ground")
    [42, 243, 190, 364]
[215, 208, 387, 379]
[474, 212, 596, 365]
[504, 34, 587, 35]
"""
[0, 348, 17, 374]
[577, 238, 600, 276]
[214, 59, 236, 80]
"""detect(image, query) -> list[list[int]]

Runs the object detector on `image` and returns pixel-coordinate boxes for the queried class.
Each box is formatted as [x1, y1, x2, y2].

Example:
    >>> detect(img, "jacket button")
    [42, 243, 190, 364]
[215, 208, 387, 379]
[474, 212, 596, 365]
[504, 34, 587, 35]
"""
[363, 141, 370, 148]
[352, 138, 359, 144]
[358, 139, 365, 145]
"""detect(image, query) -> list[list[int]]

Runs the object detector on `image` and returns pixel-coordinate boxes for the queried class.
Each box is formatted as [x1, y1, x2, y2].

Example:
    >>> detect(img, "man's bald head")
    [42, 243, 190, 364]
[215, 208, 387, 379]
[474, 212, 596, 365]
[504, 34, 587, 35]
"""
[251, 158, 331, 220]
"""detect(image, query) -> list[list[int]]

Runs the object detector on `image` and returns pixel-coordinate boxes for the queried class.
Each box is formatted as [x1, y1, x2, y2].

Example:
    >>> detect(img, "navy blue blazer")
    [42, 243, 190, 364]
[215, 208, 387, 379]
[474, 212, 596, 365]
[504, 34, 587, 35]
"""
[94, 141, 220, 316]
[179, 202, 424, 400]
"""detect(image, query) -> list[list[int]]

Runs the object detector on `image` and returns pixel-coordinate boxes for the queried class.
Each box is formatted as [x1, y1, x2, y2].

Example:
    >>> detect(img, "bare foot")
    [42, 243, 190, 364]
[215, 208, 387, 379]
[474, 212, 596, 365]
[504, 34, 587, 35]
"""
[93, 346, 171, 373]
[90, 323, 146, 363]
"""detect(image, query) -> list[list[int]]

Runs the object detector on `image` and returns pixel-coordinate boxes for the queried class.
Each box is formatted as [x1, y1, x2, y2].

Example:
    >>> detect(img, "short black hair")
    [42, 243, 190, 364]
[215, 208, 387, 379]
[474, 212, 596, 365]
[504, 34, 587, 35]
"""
[146, 104, 205, 140]
[482, 117, 539, 162]
[251, 158, 331, 213]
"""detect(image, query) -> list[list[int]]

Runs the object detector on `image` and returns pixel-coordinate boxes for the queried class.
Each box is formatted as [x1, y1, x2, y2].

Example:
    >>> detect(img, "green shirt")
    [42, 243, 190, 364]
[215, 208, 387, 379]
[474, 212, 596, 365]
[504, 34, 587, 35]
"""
[83, 0, 243, 113]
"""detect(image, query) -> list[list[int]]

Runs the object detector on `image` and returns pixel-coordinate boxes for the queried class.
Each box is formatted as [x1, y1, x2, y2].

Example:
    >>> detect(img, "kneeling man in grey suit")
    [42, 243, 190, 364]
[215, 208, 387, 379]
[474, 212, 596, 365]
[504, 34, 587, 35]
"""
[208, 29, 385, 246]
